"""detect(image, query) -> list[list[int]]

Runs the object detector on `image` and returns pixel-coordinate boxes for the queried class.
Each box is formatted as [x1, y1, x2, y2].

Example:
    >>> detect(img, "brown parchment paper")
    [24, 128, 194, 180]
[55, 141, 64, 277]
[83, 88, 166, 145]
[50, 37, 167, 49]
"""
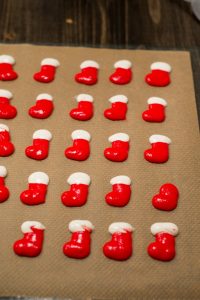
[0, 45, 199, 300]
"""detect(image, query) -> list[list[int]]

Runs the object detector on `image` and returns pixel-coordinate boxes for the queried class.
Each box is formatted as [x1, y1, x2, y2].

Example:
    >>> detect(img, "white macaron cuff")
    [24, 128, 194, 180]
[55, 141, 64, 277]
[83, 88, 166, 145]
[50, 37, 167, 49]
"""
[0, 55, 15, 64]
[150, 62, 172, 72]
[28, 172, 49, 184]
[76, 94, 93, 103]
[109, 222, 134, 234]
[80, 60, 99, 69]
[33, 129, 52, 141]
[41, 58, 60, 67]
[109, 133, 129, 142]
[21, 221, 45, 233]
[110, 175, 131, 185]
[151, 222, 179, 236]
[69, 220, 94, 232]
[71, 130, 91, 141]
[0, 166, 7, 177]
[114, 60, 132, 69]
[147, 97, 167, 106]
[149, 134, 171, 144]
[36, 93, 53, 101]
[0, 124, 9, 132]
[109, 95, 128, 104]
[67, 172, 91, 185]
[0, 89, 13, 99]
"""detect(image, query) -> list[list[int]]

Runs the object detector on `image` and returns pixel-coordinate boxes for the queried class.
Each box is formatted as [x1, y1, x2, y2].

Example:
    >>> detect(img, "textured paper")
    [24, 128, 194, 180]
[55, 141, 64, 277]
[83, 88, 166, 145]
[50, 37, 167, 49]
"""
[0, 45, 199, 299]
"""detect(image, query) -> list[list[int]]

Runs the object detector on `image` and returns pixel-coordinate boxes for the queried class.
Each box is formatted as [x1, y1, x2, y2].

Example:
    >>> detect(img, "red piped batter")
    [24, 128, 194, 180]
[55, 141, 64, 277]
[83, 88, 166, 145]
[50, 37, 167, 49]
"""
[0, 97, 17, 119]
[29, 94, 54, 119]
[0, 126, 15, 157]
[0, 172, 9, 203]
[13, 222, 45, 257]
[152, 183, 179, 211]
[20, 183, 48, 205]
[62, 184, 89, 207]
[148, 232, 176, 261]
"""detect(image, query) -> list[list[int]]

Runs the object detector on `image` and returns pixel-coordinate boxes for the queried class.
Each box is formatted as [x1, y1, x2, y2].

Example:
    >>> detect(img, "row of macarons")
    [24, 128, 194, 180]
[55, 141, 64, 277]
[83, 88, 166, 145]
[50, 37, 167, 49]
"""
[0, 55, 172, 86]
[13, 220, 179, 261]
[0, 126, 172, 163]
[0, 168, 179, 211]
[0, 89, 168, 122]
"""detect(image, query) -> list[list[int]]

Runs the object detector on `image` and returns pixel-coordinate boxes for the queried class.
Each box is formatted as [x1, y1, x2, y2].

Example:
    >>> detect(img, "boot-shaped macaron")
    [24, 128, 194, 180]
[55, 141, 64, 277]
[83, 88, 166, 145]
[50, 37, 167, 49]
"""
[104, 95, 128, 121]
[104, 133, 130, 162]
[25, 129, 52, 160]
[147, 222, 179, 261]
[0, 124, 15, 157]
[0, 89, 17, 119]
[109, 60, 132, 84]
[142, 97, 167, 123]
[13, 221, 45, 257]
[20, 172, 49, 205]
[145, 62, 171, 87]
[34, 58, 60, 83]
[0, 166, 9, 203]
[105, 176, 131, 207]
[65, 130, 91, 161]
[63, 220, 94, 259]
[152, 183, 179, 211]
[29, 93, 54, 119]
[103, 222, 134, 261]
[144, 135, 171, 163]
[0, 55, 18, 81]
[75, 60, 99, 85]
[61, 172, 90, 207]
[70, 94, 94, 121]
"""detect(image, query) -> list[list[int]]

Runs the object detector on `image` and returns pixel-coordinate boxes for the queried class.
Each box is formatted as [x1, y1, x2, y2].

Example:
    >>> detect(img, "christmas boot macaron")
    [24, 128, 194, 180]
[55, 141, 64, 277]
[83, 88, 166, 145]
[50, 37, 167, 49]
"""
[104, 95, 128, 121]
[75, 60, 99, 85]
[147, 222, 179, 261]
[103, 222, 134, 261]
[144, 134, 171, 163]
[0, 89, 17, 119]
[109, 60, 132, 84]
[0, 124, 15, 157]
[34, 58, 60, 83]
[29, 93, 54, 119]
[65, 130, 91, 161]
[25, 129, 52, 160]
[0, 166, 9, 203]
[70, 94, 94, 121]
[61, 172, 91, 207]
[20, 172, 49, 205]
[145, 62, 171, 87]
[104, 133, 130, 162]
[0, 55, 18, 81]
[13, 221, 45, 257]
[105, 175, 131, 207]
[142, 97, 167, 123]
[63, 220, 94, 259]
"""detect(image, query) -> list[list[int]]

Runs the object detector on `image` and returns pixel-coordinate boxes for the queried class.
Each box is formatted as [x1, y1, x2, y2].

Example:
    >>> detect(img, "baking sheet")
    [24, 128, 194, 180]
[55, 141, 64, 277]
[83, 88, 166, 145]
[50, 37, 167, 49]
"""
[0, 45, 199, 299]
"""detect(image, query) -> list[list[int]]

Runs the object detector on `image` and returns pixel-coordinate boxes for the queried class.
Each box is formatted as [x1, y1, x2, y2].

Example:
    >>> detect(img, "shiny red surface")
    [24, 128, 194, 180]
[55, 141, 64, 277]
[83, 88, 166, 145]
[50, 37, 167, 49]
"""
[105, 183, 131, 207]
[29, 99, 54, 119]
[25, 138, 50, 160]
[145, 69, 170, 87]
[75, 67, 98, 85]
[104, 102, 127, 120]
[70, 101, 93, 121]
[142, 103, 165, 122]
[148, 232, 176, 261]
[0, 63, 18, 81]
[65, 139, 90, 161]
[144, 142, 169, 163]
[61, 184, 89, 207]
[0, 97, 17, 119]
[109, 67, 132, 84]
[0, 130, 15, 157]
[103, 231, 132, 261]
[20, 183, 47, 205]
[0, 177, 9, 203]
[63, 230, 91, 259]
[34, 65, 56, 83]
[13, 227, 44, 257]
[152, 183, 179, 211]
[104, 140, 129, 162]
